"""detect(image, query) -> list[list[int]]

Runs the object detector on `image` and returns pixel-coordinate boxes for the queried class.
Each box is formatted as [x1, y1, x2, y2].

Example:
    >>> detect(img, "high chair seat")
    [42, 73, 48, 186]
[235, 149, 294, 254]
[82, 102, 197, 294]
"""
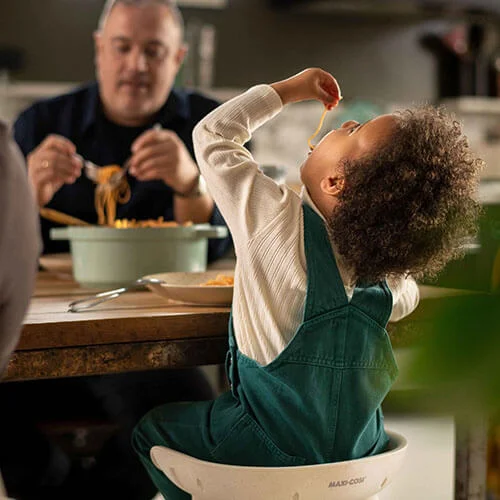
[150, 430, 407, 500]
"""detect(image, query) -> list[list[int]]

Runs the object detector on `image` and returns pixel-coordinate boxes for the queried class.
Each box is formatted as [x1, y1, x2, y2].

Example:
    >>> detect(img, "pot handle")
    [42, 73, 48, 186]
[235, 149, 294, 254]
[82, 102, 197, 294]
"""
[50, 227, 70, 240]
[193, 225, 228, 239]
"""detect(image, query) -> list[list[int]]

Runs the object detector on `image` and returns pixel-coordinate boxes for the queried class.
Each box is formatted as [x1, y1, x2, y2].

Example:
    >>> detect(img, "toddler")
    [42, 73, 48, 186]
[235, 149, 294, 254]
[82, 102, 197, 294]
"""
[133, 68, 482, 499]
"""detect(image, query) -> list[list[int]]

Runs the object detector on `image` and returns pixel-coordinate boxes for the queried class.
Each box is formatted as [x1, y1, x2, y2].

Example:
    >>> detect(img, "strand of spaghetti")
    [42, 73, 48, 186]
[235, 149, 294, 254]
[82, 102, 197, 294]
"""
[117, 179, 131, 204]
[94, 165, 131, 226]
[307, 107, 329, 151]
[95, 185, 105, 225]
[107, 186, 116, 226]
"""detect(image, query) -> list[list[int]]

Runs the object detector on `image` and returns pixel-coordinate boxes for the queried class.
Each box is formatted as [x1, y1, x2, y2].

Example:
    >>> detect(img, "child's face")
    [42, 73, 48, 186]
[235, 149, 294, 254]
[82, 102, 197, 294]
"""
[300, 114, 397, 198]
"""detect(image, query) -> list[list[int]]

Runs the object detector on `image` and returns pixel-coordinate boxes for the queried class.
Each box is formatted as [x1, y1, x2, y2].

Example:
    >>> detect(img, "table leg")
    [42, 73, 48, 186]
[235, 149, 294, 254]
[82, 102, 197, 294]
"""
[455, 416, 488, 500]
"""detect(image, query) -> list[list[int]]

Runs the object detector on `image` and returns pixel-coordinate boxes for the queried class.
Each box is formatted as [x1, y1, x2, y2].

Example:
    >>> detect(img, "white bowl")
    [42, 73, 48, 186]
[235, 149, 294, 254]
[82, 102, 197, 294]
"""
[144, 270, 234, 306]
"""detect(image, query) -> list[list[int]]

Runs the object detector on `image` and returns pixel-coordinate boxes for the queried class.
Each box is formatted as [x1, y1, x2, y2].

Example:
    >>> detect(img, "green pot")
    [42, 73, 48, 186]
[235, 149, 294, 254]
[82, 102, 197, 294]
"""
[50, 224, 228, 288]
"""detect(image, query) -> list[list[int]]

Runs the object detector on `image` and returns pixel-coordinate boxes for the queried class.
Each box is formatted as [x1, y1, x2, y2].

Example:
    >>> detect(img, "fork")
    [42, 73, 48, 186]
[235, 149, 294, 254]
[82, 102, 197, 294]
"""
[78, 157, 101, 183]
[107, 158, 132, 189]
[106, 123, 163, 187]
[77, 155, 130, 189]
[78, 123, 162, 187]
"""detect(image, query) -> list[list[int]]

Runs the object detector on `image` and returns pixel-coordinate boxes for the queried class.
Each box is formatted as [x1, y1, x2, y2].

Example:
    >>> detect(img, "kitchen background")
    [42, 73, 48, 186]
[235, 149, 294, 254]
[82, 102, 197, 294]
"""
[1, 1, 500, 498]
[2, 0, 500, 182]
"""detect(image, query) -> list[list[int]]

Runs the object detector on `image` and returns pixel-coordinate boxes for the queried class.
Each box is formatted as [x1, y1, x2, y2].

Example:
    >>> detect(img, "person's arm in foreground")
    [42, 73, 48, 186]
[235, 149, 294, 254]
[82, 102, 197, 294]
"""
[0, 123, 40, 376]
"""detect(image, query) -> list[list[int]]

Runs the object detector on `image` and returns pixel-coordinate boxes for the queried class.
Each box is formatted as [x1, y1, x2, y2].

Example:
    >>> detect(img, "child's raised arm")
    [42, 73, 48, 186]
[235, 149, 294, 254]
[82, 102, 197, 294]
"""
[270, 68, 342, 110]
[193, 68, 342, 252]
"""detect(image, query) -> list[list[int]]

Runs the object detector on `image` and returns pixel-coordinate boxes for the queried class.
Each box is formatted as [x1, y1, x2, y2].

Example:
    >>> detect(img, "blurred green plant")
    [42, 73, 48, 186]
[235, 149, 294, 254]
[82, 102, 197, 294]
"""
[408, 292, 500, 419]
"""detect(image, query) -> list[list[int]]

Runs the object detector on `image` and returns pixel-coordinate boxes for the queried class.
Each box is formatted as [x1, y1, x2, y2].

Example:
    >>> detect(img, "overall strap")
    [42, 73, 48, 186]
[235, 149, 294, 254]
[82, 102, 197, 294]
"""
[351, 280, 393, 327]
[302, 204, 348, 322]
[226, 311, 239, 397]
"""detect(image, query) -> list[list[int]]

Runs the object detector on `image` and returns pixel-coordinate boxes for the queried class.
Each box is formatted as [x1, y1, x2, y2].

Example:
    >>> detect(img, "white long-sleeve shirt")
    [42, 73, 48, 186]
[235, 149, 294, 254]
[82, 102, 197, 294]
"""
[194, 85, 419, 366]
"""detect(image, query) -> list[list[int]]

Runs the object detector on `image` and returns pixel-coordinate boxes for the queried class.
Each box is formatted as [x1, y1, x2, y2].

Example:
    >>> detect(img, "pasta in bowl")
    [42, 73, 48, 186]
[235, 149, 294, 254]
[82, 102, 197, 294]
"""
[143, 271, 234, 305]
[48, 164, 229, 288]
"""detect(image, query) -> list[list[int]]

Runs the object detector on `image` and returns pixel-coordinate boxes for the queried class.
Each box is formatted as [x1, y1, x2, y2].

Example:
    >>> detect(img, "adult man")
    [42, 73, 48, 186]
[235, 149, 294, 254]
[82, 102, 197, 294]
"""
[14, 0, 230, 261]
[3, 1, 227, 498]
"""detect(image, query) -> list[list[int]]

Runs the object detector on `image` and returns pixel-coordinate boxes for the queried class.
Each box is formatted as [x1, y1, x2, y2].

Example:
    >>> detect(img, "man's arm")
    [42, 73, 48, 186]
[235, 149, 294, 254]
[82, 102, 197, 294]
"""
[0, 123, 40, 376]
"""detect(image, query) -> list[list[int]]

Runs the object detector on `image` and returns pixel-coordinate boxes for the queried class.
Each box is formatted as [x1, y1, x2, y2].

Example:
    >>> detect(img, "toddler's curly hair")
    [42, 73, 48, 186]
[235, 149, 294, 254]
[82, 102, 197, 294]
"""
[327, 106, 484, 284]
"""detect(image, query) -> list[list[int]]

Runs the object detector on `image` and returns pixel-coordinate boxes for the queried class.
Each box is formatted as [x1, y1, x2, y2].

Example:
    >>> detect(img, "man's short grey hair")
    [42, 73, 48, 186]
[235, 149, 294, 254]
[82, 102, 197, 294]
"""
[97, 0, 184, 37]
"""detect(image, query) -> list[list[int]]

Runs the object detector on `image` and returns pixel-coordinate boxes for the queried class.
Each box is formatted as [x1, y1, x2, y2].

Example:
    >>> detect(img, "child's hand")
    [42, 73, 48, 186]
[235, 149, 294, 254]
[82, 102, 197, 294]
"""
[270, 68, 342, 110]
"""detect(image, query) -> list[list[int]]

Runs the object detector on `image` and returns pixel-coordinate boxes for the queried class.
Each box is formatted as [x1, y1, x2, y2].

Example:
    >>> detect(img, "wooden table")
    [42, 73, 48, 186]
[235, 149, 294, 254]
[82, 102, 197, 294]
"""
[5, 269, 231, 381]
[6, 266, 471, 383]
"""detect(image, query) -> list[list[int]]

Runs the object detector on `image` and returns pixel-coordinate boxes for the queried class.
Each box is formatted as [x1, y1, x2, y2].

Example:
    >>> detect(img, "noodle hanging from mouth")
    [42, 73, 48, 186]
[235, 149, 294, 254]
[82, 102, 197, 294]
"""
[307, 108, 329, 151]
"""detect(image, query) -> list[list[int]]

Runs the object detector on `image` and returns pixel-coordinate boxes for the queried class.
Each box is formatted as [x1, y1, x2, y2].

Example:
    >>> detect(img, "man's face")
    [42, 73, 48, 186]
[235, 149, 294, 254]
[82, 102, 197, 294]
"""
[94, 3, 186, 126]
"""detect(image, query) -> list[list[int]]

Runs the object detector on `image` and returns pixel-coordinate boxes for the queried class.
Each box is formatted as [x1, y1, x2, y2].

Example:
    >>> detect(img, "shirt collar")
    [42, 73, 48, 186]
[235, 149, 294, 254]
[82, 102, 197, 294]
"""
[79, 83, 191, 135]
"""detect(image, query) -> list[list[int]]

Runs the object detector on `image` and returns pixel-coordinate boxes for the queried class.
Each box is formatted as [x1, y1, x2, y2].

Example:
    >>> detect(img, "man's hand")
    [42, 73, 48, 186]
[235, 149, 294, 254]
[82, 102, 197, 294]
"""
[27, 135, 82, 207]
[270, 68, 342, 110]
[129, 128, 199, 195]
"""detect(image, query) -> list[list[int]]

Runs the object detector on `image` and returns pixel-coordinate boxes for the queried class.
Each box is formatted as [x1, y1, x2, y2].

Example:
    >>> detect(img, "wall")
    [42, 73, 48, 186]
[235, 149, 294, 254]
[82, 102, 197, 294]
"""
[0, 0, 448, 105]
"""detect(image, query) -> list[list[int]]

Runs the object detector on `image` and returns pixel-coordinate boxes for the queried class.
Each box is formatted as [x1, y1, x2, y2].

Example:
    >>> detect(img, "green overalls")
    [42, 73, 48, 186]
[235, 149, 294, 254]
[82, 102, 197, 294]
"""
[133, 204, 398, 500]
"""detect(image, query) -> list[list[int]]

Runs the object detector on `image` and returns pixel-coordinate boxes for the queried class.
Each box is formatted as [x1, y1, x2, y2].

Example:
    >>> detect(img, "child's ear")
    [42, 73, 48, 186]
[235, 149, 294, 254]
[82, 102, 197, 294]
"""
[320, 175, 345, 197]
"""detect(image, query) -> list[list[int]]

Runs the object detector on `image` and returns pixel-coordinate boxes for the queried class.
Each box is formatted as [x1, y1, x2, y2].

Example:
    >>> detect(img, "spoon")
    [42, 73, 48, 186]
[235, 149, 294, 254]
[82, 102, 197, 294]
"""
[40, 208, 91, 226]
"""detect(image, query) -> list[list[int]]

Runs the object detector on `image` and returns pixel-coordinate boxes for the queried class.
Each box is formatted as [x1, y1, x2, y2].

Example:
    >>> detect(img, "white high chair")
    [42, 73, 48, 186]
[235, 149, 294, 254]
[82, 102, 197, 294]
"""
[150, 430, 407, 500]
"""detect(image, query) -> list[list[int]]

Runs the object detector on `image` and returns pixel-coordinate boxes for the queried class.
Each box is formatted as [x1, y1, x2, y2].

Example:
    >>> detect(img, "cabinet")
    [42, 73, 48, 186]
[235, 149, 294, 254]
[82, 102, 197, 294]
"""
[270, 0, 500, 18]
[441, 97, 500, 181]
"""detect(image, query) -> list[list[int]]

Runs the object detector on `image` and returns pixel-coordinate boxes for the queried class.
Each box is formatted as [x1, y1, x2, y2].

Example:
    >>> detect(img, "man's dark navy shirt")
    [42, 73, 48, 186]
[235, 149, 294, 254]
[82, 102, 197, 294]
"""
[14, 82, 231, 261]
